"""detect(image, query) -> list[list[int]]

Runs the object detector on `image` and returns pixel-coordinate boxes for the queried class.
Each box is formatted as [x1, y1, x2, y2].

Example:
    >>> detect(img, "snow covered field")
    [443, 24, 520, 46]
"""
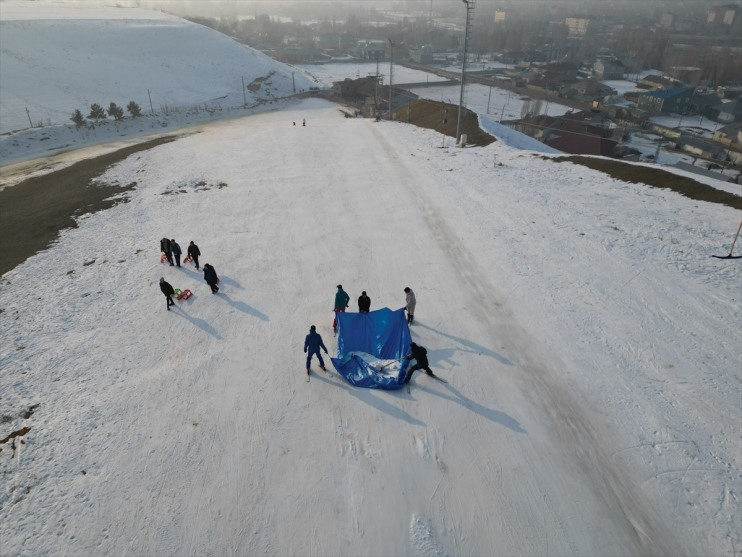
[1, 3, 741, 556]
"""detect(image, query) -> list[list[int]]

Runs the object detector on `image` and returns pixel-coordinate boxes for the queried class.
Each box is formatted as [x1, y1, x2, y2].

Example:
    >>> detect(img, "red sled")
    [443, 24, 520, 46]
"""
[160, 254, 168, 263]
[183, 255, 193, 263]
[178, 289, 193, 300]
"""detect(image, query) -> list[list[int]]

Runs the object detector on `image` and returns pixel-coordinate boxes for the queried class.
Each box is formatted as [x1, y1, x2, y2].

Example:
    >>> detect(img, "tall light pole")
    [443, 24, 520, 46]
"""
[388, 39, 394, 120]
[456, 0, 475, 145]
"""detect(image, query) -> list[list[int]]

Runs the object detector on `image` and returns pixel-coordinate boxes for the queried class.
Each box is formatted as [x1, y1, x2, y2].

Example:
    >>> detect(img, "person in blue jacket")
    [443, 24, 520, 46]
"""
[170, 239, 182, 267]
[304, 325, 329, 375]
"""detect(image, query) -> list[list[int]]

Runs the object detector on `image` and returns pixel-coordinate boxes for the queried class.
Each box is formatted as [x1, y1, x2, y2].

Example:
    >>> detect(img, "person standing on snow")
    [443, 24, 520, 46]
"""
[203, 263, 219, 293]
[304, 325, 329, 375]
[403, 342, 436, 383]
[170, 239, 182, 267]
[187, 241, 201, 270]
[160, 237, 174, 266]
[358, 291, 371, 313]
[159, 277, 175, 310]
[333, 284, 350, 332]
[404, 287, 416, 324]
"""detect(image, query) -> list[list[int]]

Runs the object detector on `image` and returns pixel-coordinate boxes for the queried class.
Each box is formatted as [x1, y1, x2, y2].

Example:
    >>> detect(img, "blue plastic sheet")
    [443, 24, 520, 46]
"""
[330, 308, 412, 390]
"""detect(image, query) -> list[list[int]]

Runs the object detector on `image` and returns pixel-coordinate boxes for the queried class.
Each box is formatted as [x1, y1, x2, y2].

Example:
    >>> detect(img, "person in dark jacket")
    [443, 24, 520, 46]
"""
[160, 237, 173, 266]
[159, 277, 175, 310]
[304, 325, 329, 375]
[403, 342, 435, 383]
[187, 241, 201, 270]
[170, 239, 182, 267]
[203, 264, 219, 293]
[333, 284, 350, 332]
[358, 291, 371, 313]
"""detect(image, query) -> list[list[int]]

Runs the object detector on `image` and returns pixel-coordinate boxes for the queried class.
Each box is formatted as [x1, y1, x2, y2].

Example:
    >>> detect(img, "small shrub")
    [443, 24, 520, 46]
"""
[107, 102, 124, 121]
[126, 101, 141, 118]
[71, 109, 86, 128]
[88, 103, 106, 121]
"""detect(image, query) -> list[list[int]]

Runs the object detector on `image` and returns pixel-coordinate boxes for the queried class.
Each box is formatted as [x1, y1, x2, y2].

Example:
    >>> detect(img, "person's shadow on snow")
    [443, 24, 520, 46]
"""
[414, 378, 526, 433]
[170, 305, 223, 339]
[218, 292, 269, 321]
[311, 373, 425, 426]
[216, 274, 243, 289]
[416, 322, 513, 367]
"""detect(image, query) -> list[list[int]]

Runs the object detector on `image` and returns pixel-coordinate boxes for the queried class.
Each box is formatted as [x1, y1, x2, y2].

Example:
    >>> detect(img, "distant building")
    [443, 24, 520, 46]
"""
[691, 92, 723, 116]
[637, 87, 694, 113]
[514, 111, 636, 158]
[593, 59, 625, 80]
[707, 4, 740, 26]
[494, 10, 509, 23]
[659, 12, 676, 29]
[638, 74, 680, 91]
[356, 40, 387, 61]
[409, 45, 433, 65]
[565, 16, 591, 37]
[710, 98, 742, 123]
[669, 66, 702, 85]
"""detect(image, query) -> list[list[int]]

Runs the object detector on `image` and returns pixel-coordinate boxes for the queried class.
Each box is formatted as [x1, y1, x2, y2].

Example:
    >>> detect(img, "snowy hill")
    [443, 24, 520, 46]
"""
[1, 3, 741, 557]
[0, 1, 312, 158]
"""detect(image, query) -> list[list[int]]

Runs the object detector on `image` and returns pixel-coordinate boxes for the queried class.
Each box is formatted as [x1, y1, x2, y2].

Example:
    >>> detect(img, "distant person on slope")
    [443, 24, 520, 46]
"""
[160, 237, 173, 266]
[170, 239, 182, 267]
[159, 277, 175, 310]
[358, 291, 371, 313]
[304, 325, 329, 375]
[203, 263, 219, 294]
[404, 287, 416, 324]
[333, 284, 350, 333]
[187, 241, 201, 270]
[403, 342, 436, 383]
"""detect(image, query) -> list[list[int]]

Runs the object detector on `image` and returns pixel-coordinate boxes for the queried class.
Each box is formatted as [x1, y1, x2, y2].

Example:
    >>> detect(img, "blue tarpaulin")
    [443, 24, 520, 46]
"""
[330, 307, 412, 390]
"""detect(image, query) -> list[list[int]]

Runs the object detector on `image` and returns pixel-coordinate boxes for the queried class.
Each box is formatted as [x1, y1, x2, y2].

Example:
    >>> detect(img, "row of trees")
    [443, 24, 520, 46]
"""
[71, 101, 142, 128]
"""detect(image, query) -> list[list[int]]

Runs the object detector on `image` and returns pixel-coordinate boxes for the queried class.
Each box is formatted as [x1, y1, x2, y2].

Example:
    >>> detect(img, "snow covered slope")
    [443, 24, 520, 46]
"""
[1, 98, 740, 556]
[0, 2, 311, 135]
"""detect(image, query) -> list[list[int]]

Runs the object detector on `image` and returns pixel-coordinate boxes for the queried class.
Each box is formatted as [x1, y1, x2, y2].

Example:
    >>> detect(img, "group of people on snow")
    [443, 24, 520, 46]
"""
[332, 285, 416, 330]
[306, 284, 436, 383]
[158, 238, 219, 310]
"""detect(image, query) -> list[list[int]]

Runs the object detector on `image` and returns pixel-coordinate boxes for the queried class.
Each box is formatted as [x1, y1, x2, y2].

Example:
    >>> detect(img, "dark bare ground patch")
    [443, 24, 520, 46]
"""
[0, 136, 176, 276]
[551, 155, 742, 211]
[391, 99, 496, 147]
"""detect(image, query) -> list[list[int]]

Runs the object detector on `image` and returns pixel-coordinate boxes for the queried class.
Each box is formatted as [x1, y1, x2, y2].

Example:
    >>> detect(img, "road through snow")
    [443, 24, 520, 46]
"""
[1, 99, 729, 556]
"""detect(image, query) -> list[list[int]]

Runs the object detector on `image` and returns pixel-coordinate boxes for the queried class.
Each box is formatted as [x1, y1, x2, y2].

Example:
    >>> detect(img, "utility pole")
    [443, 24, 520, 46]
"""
[147, 89, 154, 114]
[456, 0, 475, 145]
[25, 107, 33, 128]
[242, 76, 247, 105]
[388, 39, 394, 121]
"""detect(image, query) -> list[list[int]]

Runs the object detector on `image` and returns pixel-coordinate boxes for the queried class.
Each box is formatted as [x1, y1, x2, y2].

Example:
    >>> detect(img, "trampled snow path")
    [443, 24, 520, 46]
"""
[1, 99, 739, 556]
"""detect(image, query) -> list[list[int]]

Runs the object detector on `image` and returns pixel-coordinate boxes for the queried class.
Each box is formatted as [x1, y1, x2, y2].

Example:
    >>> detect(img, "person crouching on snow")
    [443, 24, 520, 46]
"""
[403, 342, 436, 383]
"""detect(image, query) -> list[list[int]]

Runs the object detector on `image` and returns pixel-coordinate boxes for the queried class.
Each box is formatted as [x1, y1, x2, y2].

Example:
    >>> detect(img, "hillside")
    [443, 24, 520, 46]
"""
[1, 3, 740, 556]
[0, 2, 312, 136]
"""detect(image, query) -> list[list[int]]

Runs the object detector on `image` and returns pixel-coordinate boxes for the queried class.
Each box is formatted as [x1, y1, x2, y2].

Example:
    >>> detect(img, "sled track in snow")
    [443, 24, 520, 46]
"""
[368, 122, 686, 556]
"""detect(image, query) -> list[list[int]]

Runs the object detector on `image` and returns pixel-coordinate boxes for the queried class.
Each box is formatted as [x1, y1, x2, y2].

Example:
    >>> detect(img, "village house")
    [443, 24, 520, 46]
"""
[710, 98, 742, 123]
[593, 59, 625, 80]
[637, 86, 694, 113]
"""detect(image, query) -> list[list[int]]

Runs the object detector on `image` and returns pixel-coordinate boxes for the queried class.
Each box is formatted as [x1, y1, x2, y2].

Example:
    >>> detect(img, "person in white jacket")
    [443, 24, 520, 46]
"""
[404, 287, 416, 324]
